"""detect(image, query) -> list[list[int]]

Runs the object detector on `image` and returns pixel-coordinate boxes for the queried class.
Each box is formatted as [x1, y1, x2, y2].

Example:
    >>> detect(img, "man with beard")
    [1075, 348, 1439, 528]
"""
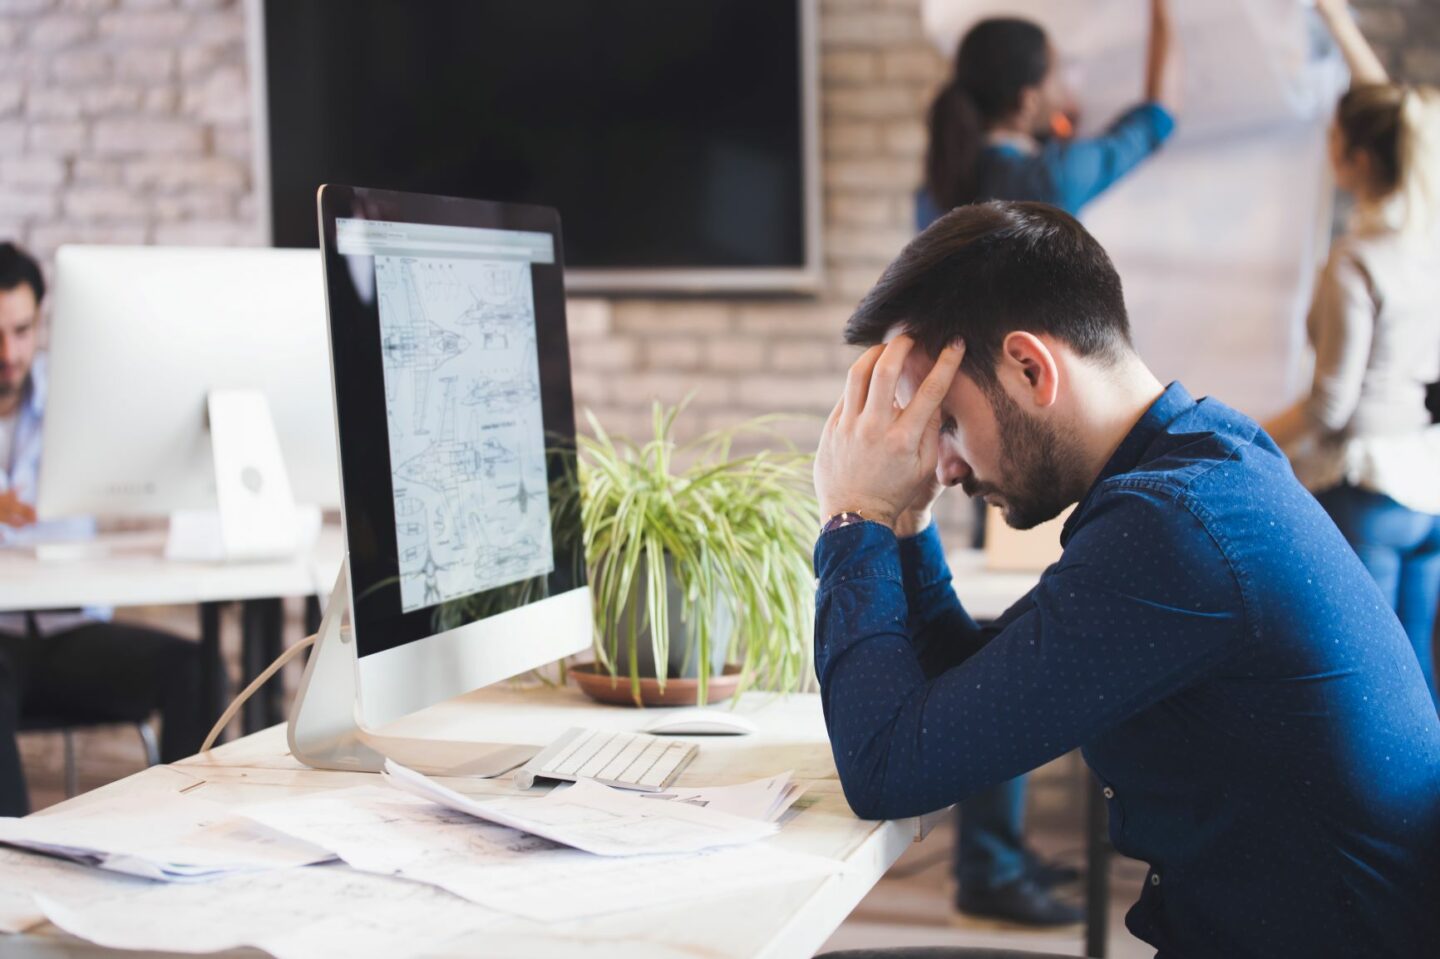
[0, 241, 204, 817]
[811, 202, 1440, 957]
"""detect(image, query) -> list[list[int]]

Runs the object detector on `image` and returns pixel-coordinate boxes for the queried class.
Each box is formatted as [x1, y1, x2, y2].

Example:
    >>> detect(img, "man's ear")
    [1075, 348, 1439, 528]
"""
[999, 331, 1059, 409]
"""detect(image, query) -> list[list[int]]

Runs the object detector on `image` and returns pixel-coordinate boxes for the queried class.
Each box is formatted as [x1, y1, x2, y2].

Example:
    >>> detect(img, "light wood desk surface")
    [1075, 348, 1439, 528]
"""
[15, 683, 923, 959]
[0, 526, 344, 613]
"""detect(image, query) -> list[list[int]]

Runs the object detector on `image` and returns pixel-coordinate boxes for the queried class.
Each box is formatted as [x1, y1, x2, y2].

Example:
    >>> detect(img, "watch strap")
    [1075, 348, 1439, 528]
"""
[820, 510, 867, 536]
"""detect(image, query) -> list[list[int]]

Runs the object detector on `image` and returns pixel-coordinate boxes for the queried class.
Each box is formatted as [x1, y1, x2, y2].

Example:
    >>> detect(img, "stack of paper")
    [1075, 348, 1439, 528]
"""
[237, 775, 841, 922]
[381, 760, 779, 855]
[638, 771, 807, 822]
[23, 857, 502, 959]
[0, 792, 332, 881]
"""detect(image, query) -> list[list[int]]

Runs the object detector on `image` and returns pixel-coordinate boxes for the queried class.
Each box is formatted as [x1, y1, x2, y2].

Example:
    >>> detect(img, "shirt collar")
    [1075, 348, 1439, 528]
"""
[1060, 381, 1196, 544]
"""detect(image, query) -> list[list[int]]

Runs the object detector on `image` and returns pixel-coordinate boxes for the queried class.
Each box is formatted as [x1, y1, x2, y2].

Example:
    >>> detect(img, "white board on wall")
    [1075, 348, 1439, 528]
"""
[922, 0, 1348, 418]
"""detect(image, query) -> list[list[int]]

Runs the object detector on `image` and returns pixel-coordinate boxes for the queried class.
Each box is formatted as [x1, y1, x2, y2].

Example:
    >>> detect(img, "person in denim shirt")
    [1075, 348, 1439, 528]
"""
[916, 4, 1179, 927]
[812, 201, 1439, 958]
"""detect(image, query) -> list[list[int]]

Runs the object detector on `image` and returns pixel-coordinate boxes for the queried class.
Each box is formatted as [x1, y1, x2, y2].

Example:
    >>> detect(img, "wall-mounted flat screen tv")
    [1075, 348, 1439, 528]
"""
[254, 0, 820, 292]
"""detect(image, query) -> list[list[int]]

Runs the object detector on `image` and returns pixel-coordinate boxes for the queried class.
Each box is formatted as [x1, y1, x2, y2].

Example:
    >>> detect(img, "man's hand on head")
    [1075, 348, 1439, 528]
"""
[814, 336, 964, 532]
[0, 489, 36, 528]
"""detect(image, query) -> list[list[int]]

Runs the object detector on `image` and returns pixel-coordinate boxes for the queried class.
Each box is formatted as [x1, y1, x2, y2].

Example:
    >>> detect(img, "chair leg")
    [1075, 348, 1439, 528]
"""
[136, 722, 160, 768]
[62, 729, 78, 799]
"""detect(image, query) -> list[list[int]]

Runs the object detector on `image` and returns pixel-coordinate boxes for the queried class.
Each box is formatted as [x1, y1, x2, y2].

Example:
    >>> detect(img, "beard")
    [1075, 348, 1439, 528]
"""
[962, 385, 1085, 531]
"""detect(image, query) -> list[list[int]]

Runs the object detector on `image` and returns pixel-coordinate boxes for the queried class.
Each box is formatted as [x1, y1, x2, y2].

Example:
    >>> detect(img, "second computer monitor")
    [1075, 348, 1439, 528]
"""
[39, 245, 341, 520]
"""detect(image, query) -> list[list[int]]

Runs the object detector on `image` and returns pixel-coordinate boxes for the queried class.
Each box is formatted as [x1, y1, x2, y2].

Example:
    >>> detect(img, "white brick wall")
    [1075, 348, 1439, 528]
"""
[0, 0, 257, 259]
[0, 0, 950, 429]
[0, 0, 962, 522]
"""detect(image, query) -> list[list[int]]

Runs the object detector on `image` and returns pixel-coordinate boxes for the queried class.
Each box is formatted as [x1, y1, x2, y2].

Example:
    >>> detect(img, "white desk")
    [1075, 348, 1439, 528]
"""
[0, 526, 344, 613]
[0, 526, 345, 732]
[11, 684, 922, 959]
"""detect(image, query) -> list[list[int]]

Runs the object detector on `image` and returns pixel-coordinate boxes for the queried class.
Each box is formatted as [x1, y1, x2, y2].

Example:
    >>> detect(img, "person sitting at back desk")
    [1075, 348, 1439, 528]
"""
[0, 241, 204, 817]
[811, 202, 1440, 958]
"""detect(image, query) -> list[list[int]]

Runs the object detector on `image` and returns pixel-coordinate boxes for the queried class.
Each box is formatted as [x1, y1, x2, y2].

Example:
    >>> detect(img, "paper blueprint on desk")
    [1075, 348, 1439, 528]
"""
[239, 783, 839, 922]
[0, 791, 330, 882]
[32, 861, 500, 959]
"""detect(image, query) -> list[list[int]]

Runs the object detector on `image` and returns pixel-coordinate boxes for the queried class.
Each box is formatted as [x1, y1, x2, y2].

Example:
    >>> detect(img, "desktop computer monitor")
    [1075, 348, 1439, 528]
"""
[290, 185, 589, 772]
[38, 246, 342, 522]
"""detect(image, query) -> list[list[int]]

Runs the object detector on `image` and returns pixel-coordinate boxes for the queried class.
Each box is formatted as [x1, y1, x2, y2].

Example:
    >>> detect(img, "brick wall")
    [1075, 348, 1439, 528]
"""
[2, 0, 1438, 536]
[0, 0, 256, 256]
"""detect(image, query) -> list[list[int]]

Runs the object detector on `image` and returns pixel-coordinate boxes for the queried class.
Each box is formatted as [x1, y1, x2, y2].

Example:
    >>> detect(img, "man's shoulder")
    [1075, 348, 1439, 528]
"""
[1118, 395, 1281, 500]
[1074, 397, 1289, 563]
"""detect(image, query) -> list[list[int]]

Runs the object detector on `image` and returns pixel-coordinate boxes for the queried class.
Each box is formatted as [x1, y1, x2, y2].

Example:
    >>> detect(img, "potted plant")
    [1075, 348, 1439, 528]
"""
[567, 401, 818, 706]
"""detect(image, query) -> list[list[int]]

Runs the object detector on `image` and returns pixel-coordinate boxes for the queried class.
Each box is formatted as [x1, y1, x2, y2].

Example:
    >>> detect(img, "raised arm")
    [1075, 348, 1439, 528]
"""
[1145, 0, 1182, 113]
[1316, 0, 1390, 86]
[816, 487, 1244, 820]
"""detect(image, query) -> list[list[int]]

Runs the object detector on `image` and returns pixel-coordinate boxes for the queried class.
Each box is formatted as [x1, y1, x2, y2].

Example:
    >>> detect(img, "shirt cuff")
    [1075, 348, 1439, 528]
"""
[1134, 101, 1177, 145]
[896, 521, 952, 587]
[814, 520, 902, 588]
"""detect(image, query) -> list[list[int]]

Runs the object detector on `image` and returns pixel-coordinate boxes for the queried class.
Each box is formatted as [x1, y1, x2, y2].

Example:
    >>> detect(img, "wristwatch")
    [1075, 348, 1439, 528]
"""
[819, 510, 867, 536]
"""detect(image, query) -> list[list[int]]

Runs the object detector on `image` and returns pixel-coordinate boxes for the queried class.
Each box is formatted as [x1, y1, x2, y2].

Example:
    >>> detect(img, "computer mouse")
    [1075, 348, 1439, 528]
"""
[641, 708, 757, 736]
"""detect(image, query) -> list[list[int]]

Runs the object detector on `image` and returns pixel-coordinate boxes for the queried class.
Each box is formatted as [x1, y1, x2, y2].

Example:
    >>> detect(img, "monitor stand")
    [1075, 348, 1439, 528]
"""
[287, 560, 541, 778]
[165, 389, 304, 563]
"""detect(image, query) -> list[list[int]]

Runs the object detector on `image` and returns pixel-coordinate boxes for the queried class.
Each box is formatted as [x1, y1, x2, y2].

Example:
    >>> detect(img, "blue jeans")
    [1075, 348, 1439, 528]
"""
[953, 775, 1027, 891]
[1317, 485, 1440, 711]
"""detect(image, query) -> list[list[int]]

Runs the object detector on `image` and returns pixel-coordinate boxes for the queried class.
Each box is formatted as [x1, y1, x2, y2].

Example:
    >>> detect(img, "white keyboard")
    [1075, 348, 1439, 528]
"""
[513, 727, 698, 792]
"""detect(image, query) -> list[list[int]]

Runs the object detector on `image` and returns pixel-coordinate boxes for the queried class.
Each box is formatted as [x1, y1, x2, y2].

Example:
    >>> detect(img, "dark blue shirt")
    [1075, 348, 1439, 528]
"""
[916, 102, 1176, 226]
[814, 383, 1440, 958]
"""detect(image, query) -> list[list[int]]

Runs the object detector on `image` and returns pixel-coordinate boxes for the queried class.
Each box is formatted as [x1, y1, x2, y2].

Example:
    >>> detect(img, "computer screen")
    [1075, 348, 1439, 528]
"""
[348, 220, 557, 613]
[321, 188, 586, 667]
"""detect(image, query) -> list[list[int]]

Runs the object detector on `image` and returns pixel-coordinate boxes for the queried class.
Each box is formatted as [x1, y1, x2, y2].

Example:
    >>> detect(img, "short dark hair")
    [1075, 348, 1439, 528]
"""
[0, 241, 45, 305]
[845, 201, 1132, 387]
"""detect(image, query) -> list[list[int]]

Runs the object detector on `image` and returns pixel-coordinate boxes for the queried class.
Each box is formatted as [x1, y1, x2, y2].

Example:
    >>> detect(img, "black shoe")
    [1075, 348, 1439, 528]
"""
[955, 876, 1085, 928]
[1027, 857, 1082, 890]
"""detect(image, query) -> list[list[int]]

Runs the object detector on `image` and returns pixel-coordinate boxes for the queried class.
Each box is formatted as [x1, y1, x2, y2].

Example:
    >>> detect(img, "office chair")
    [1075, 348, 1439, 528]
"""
[18, 715, 160, 800]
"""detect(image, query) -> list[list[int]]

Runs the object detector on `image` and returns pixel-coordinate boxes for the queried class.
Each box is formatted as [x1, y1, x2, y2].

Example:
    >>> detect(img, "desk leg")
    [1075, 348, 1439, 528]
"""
[198, 602, 226, 741]
[240, 598, 286, 732]
[304, 594, 322, 637]
[1085, 772, 1113, 958]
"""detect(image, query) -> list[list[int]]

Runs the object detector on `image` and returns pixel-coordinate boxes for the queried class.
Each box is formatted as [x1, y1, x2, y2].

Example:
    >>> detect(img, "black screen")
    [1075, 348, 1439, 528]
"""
[319, 186, 585, 659]
[266, 1, 807, 271]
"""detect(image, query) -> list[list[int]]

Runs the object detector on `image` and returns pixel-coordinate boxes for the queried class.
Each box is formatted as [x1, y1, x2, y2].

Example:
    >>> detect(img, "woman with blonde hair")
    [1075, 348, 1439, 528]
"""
[1267, 0, 1440, 710]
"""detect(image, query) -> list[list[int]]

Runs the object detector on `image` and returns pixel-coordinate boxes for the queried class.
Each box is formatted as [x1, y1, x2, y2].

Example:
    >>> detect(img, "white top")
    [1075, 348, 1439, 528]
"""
[1286, 205, 1440, 514]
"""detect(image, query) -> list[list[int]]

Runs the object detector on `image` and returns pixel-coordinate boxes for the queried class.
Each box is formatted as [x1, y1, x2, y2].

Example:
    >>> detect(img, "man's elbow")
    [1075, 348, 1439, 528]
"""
[838, 776, 899, 821]
[834, 751, 932, 820]
[831, 747, 897, 820]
